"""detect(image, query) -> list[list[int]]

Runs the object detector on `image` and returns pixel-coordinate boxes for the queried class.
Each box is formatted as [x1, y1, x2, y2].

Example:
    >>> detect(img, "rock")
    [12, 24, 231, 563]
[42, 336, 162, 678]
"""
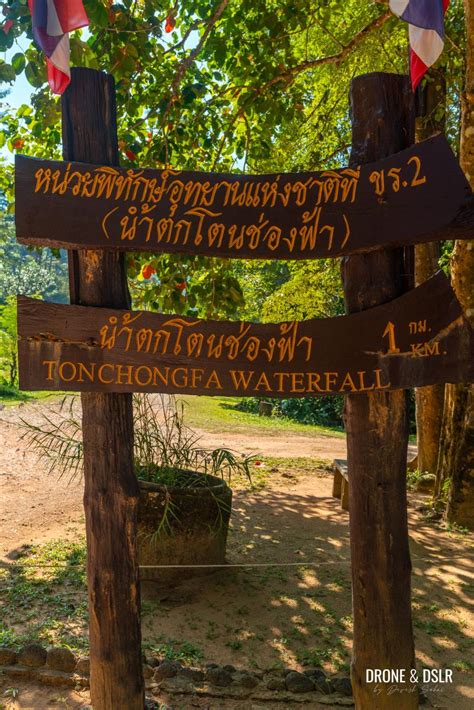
[266, 668, 287, 678]
[205, 666, 233, 687]
[332, 675, 352, 696]
[285, 671, 315, 693]
[153, 660, 182, 681]
[223, 664, 236, 673]
[1, 665, 33, 680]
[47, 647, 76, 673]
[143, 664, 155, 679]
[304, 668, 327, 684]
[0, 648, 18, 665]
[266, 676, 286, 691]
[205, 662, 220, 669]
[76, 657, 90, 676]
[18, 644, 47, 667]
[36, 668, 76, 687]
[419, 687, 429, 705]
[144, 699, 160, 710]
[304, 668, 332, 693]
[178, 667, 204, 683]
[313, 677, 333, 695]
[145, 655, 161, 668]
[232, 671, 260, 689]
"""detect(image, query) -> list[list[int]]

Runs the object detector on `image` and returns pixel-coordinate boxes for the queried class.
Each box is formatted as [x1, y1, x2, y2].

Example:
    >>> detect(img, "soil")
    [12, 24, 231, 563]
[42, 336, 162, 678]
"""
[0, 398, 472, 710]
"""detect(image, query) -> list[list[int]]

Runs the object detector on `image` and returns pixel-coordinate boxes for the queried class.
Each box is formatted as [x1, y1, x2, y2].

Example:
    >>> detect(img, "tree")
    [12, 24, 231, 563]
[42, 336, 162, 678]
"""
[0, 219, 69, 304]
[414, 69, 447, 482]
[440, 0, 474, 528]
[0, 295, 18, 386]
[0, 0, 408, 317]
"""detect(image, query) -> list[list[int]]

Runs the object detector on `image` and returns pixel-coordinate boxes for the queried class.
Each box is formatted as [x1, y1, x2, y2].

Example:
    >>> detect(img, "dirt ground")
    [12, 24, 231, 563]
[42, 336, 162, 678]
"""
[0, 398, 472, 710]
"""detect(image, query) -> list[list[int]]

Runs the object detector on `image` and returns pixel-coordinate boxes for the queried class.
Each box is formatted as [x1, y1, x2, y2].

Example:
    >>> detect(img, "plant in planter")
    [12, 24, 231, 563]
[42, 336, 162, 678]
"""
[17, 394, 254, 585]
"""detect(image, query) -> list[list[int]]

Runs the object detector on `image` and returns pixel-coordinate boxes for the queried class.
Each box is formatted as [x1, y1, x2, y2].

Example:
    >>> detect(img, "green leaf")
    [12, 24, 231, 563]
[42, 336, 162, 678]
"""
[0, 62, 16, 84]
[25, 61, 44, 88]
[11, 52, 26, 75]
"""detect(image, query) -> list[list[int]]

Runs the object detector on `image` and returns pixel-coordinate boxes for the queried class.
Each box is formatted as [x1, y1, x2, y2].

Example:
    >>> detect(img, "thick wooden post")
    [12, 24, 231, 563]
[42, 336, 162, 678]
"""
[62, 69, 145, 709]
[342, 73, 417, 709]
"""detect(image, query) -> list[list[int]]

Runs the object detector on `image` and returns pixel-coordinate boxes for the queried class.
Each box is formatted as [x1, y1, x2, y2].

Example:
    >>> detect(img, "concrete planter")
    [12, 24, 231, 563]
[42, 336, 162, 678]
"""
[137, 471, 232, 586]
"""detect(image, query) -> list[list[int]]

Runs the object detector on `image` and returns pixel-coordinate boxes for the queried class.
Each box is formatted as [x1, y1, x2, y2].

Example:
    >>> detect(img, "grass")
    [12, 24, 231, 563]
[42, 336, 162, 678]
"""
[178, 395, 345, 438]
[0, 387, 62, 406]
[0, 539, 88, 652]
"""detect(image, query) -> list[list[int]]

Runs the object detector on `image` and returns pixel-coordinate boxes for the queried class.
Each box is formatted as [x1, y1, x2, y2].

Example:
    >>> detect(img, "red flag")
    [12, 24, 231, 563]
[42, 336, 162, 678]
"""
[28, 0, 89, 94]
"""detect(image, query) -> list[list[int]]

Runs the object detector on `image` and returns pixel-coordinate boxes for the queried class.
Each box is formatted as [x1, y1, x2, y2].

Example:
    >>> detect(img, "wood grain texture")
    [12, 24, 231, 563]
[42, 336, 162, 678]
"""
[17, 272, 474, 397]
[342, 72, 418, 709]
[61, 68, 144, 710]
[15, 135, 472, 259]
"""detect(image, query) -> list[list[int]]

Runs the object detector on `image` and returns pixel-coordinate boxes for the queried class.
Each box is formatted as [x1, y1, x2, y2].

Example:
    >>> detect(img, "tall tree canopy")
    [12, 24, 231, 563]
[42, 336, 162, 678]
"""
[0, 0, 467, 320]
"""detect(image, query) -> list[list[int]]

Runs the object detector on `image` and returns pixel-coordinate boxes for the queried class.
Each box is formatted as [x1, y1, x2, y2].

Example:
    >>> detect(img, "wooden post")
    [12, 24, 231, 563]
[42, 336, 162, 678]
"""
[62, 69, 145, 709]
[342, 73, 417, 708]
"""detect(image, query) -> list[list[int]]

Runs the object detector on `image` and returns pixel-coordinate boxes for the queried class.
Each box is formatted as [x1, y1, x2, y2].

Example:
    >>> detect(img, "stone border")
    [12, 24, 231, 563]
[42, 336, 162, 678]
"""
[0, 644, 354, 705]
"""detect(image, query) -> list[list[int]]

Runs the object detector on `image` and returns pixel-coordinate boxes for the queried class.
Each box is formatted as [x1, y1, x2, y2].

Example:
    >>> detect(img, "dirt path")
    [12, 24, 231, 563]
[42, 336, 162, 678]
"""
[3, 398, 470, 710]
[0, 399, 351, 558]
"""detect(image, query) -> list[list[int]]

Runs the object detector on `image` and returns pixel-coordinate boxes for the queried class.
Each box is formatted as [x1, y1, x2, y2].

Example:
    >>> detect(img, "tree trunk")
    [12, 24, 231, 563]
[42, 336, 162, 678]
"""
[62, 69, 145, 709]
[414, 70, 446, 482]
[440, 0, 474, 528]
[342, 73, 417, 709]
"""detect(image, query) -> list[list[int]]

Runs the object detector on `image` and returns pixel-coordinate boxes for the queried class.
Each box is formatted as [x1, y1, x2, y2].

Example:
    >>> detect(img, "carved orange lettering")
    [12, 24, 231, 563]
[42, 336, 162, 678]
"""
[171, 367, 188, 388]
[205, 370, 223, 390]
[77, 362, 96, 383]
[339, 372, 357, 392]
[374, 368, 390, 389]
[98, 364, 114, 384]
[357, 371, 375, 392]
[116, 365, 133, 385]
[152, 367, 170, 387]
[291, 373, 305, 393]
[135, 365, 153, 386]
[307, 372, 323, 392]
[229, 370, 254, 391]
[43, 360, 57, 381]
[59, 361, 77, 383]
[191, 369, 205, 388]
[254, 372, 271, 392]
[324, 372, 338, 391]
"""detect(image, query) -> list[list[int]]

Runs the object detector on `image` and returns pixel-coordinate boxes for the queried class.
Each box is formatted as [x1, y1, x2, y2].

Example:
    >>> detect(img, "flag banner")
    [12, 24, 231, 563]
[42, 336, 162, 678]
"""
[28, 0, 89, 94]
[390, 0, 450, 89]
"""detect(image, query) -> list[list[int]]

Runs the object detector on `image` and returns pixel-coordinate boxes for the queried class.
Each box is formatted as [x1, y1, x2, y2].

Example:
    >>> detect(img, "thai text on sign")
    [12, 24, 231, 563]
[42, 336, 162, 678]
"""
[15, 135, 471, 259]
[17, 272, 474, 397]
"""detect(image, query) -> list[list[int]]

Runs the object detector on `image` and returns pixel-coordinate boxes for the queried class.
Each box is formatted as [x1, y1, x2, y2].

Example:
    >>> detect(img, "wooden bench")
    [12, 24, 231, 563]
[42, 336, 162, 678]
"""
[332, 459, 349, 511]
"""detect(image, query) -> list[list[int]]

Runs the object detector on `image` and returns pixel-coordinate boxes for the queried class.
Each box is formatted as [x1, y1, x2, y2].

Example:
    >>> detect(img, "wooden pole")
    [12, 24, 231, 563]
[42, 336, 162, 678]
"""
[342, 73, 417, 709]
[62, 68, 145, 709]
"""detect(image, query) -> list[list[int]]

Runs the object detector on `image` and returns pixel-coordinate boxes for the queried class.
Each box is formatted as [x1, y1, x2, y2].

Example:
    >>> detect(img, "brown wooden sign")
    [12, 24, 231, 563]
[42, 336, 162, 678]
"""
[15, 135, 471, 259]
[17, 272, 473, 397]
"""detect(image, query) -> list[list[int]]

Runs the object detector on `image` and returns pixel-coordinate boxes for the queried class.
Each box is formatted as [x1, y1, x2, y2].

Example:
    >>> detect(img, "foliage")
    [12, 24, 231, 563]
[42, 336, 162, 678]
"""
[17, 393, 254, 486]
[262, 259, 344, 322]
[133, 393, 254, 483]
[0, 219, 69, 304]
[274, 396, 344, 428]
[0, 295, 17, 386]
[0, 0, 446, 319]
[236, 394, 344, 428]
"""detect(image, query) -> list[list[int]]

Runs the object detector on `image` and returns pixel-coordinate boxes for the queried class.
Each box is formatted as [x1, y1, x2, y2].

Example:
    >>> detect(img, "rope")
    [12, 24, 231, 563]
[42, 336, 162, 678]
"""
[0, 554, 470, 571]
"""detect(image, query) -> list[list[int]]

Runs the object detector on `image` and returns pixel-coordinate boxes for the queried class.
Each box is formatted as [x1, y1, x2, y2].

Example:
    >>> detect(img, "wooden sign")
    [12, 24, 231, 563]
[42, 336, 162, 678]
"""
[15, 135, 471, 259]
[17, 272, 473, 397]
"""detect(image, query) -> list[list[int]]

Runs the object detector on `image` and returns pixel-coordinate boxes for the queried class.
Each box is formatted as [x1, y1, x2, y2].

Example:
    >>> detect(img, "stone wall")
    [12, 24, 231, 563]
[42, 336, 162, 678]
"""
[0, 644, 354, 706]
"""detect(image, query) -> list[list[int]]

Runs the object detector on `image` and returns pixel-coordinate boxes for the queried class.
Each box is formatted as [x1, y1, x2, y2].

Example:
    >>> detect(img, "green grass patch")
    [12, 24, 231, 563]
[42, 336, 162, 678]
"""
[0, 539, 88, 652]
[0, 388, 63, 406]
[143, 637, 203, 664]
[179, 395, 345, 437]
